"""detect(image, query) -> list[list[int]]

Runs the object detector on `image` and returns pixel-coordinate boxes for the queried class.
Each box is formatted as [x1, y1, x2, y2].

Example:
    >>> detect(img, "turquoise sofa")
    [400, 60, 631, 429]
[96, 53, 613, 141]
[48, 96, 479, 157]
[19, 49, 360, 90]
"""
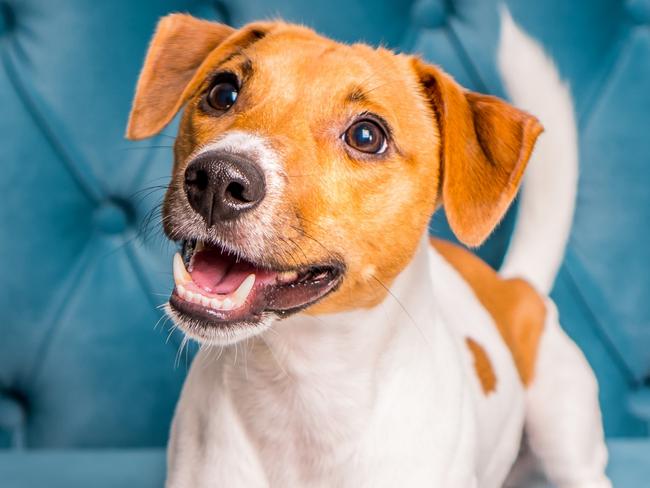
[1, 0, 648, 485]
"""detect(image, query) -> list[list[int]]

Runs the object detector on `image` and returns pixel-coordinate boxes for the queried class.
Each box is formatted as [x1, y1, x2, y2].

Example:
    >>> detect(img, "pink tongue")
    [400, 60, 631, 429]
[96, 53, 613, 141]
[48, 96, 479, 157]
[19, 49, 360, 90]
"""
[189, 249, 277, 294]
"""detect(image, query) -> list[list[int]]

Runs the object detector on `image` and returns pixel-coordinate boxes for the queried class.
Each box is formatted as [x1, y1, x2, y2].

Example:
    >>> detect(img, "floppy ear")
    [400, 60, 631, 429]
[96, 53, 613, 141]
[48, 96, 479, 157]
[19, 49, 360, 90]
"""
[412, 59, 543, 247]
[126, 14, 234, 140]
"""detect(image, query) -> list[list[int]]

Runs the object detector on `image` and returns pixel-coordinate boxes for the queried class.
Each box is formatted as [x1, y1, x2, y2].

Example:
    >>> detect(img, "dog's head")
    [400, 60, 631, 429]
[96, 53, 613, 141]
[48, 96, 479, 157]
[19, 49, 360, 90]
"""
[127, 15, 542, 345]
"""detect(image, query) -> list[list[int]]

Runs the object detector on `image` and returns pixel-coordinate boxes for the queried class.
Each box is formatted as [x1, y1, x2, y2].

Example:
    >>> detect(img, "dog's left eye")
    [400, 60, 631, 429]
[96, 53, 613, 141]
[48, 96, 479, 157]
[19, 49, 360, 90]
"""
[343, 119, 387, 154]
[206, 74, 239, 111]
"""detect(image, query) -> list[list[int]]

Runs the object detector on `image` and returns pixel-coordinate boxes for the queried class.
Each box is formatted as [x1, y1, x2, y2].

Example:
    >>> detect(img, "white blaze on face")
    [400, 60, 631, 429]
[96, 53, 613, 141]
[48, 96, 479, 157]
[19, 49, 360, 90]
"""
[188, 131, 287, 261]
[192, 130, 286, 200]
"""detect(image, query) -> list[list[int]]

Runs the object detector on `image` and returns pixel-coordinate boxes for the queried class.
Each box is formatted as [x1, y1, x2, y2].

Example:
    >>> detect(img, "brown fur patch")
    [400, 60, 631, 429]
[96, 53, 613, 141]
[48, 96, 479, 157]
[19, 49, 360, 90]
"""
[465, 338, 497, 394]
[432, 239, 545, 386]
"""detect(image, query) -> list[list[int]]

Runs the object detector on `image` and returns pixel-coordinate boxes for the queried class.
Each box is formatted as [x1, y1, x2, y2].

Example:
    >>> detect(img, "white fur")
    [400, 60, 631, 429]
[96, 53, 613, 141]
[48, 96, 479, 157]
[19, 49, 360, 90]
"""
[498, 8, 579, 294]
[167, 236, 610, 487]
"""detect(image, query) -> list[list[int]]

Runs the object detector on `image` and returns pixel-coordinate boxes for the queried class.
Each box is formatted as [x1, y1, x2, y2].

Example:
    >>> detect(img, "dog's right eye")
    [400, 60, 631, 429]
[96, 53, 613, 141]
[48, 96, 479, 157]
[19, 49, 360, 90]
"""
[343, 119, 388, 155]
[206, 74, 239, 111]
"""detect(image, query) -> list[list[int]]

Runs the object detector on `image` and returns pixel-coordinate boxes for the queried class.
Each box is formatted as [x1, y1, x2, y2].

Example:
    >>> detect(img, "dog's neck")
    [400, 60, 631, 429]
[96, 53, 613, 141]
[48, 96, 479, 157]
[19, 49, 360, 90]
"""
[219, 234, 438, 474]
[261, 233, 436, 371]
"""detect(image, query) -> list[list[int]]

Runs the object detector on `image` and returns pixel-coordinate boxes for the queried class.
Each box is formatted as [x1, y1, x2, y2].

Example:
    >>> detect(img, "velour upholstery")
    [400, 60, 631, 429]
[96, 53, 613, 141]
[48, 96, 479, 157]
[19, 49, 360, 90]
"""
[1, 0, 649, 485]
[0, 441, 649, 488]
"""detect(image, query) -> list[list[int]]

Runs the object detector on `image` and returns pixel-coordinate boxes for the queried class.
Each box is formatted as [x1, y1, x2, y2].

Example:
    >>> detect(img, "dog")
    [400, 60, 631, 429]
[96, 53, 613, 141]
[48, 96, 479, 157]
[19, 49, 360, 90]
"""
[127, 13, 611, 488]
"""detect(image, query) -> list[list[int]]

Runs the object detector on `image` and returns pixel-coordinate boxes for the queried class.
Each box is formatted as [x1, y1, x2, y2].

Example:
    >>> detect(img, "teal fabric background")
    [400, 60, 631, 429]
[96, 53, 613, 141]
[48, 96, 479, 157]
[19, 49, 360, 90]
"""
[1, 0, 649, 484]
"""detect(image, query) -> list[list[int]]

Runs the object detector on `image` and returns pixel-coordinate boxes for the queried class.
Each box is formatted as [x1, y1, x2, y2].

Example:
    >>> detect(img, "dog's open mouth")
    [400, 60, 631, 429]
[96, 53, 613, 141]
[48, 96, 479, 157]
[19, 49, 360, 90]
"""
[169, 239, 344, 329]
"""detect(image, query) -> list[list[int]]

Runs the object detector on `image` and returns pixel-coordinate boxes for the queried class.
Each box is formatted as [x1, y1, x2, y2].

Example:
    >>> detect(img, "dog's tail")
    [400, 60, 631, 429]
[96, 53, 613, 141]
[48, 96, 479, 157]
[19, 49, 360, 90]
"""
[497, 8, 578, 294]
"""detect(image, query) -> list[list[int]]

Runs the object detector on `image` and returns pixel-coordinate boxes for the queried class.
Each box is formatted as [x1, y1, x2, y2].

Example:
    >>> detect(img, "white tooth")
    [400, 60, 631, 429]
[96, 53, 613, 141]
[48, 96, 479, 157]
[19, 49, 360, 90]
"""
[200, 296, 211, 307]
[210, 298, 222, 309]
[278, 270, 298, 283]
[177, 284, 186, 298]
[234, 274, 256, 305]
[186, 291, 196, 302]
[222, 298, 234, 310]
[195, 240, 205, 253]
[173, 253, 192, 285]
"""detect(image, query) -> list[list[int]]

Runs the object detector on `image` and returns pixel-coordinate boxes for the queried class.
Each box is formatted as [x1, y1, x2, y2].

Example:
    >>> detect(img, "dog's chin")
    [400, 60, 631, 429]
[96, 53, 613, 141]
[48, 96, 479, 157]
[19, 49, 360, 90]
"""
[164, 303, 277, 346]
[165, 239, 344, 345]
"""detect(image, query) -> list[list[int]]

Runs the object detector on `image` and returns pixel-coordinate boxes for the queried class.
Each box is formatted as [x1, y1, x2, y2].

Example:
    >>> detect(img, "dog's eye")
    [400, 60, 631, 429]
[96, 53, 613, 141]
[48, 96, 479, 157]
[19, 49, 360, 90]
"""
[207, 74, 239, 111]
[343, 119, 387, 154]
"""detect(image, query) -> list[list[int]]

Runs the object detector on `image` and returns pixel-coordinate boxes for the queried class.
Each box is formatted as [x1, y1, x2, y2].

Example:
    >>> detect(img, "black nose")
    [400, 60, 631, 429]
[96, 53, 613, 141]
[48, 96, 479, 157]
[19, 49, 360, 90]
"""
[184, 151, 266, 226]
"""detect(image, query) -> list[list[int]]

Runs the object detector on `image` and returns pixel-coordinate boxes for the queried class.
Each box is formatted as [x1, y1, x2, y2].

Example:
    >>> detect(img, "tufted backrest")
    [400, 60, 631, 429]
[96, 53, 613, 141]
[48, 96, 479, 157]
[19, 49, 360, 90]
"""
[1, 0, 648, 449]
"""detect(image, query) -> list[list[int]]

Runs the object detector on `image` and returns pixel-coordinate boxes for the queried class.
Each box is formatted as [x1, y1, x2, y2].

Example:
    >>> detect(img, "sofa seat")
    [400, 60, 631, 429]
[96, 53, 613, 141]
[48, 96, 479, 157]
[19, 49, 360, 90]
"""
[0, 440, 648, 487]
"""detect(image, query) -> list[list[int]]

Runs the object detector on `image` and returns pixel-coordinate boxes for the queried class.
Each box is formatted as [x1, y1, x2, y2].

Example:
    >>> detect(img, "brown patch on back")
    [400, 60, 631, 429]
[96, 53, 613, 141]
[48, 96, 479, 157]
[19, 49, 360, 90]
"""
[466, 337, 497, 395]
[432, 238, 545, 386]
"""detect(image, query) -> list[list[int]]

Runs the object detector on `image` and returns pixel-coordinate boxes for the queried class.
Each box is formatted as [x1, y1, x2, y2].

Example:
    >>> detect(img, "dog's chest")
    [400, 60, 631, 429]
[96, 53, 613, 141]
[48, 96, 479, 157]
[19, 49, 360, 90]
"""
[226, 345, 375, 485]
[215, 316, 479, 486]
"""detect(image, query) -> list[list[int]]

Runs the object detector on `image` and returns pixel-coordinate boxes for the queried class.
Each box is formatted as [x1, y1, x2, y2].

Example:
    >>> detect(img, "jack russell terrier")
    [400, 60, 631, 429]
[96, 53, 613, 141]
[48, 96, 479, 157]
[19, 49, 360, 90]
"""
[127, 12, 611, 488]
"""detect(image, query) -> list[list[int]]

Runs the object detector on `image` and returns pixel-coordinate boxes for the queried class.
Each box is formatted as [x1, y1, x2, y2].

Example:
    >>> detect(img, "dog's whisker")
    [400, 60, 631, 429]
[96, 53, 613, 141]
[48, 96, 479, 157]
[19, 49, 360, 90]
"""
[165, 323, 179, 345]
[276, 236, 305, 268]
[214, 344, 225, 363]
[129, 185, 168, 202]
[259, 334, 289, 379]
[184, 339, 192, 370]
[289, 224, 335, 258]
[369, 274, 431, 347]
[287, 236, 309, 262]
[120, 145, 175, 152]
[243, 337, 250, 382]
[153, 313, 170, 332]
[175, 336, 189, 369]
[294, 214, 330, 234]
[139, 175, 173, 183]
[158, 133, 177, 140]
[358, 76, 403, 99]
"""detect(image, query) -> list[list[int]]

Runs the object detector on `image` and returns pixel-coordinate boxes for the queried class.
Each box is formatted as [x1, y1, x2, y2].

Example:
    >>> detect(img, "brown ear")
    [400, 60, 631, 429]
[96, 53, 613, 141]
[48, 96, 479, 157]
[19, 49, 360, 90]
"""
[412, 59, 543, 247]
[126, 14, 234, 140]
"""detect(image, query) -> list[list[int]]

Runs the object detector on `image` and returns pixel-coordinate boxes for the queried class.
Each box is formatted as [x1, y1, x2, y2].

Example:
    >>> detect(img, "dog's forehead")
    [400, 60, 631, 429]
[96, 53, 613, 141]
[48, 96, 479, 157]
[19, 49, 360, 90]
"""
[179, 25, 436, 165]
[237, 28, 412, 99]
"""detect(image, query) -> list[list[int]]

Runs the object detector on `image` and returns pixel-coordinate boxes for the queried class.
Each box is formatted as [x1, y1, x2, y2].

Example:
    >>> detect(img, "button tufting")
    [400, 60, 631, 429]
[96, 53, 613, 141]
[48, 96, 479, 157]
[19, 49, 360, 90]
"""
[0, 2, 13, 35]
[94, 200, 133, 235]
[411, 0, 447, 29]
[0, 390, 26, 431]
[627, 0, 650, 24]
[627, 386, 650, 420]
